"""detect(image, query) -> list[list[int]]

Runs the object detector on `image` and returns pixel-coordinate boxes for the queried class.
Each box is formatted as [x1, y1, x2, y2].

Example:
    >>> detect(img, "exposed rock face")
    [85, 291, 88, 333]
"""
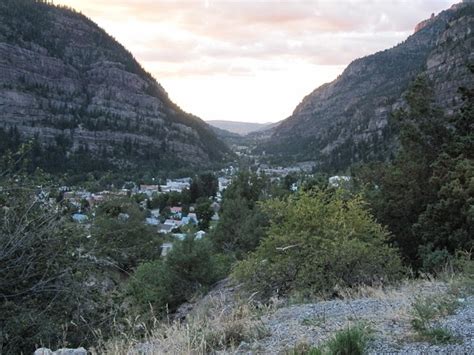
[259, 2, 473, 171]
[0, 0, 231, 172]
[414, 13, 436, 33]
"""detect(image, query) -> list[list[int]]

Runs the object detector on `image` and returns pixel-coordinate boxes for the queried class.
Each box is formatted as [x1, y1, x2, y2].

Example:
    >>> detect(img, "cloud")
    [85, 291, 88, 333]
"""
[56, 0, 458, 122]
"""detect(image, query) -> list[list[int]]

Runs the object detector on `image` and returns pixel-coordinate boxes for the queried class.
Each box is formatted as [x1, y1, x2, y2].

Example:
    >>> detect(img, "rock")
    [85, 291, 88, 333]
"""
[0, 1, 231, 172]
[34, 348, 87, 355]
[259, 2, 473, 171]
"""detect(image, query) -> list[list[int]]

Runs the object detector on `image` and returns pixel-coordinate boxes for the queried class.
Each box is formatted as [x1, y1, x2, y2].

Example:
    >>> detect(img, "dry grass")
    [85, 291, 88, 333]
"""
[92, 260, 472, 354]
[93, 292, 268, 355]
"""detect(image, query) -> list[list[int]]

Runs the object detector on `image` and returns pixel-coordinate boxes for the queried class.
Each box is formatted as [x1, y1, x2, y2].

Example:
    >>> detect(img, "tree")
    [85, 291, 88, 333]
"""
[355, 76, 473, 268]
[127, 238, 226, 316]
[414, 86, 474, 262]
[0, 187, 111, 354]
[210, 172, 271, 258]
[92, 198, 161, 271]
[189, 173, 218, 202]
[195, 197, 213, 231]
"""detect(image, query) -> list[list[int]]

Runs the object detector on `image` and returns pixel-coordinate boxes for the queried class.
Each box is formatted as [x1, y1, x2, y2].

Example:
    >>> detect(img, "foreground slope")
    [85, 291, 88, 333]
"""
[0, 0, 231, 173]
[259, 2, 473, 171]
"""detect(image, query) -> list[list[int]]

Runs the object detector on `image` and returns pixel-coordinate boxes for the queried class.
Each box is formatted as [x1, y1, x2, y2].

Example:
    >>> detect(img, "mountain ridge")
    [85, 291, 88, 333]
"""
[206, 120, 279, 136]
[0, 0, 232, 174]
[257, 2, 473, 171]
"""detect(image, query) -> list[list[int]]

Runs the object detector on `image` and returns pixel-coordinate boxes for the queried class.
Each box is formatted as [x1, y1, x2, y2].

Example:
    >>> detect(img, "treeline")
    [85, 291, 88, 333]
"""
[354, 76, 473, 270]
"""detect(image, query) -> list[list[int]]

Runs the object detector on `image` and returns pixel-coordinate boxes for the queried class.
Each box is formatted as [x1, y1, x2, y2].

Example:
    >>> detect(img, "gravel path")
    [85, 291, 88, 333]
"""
[239, 281, 473, 354]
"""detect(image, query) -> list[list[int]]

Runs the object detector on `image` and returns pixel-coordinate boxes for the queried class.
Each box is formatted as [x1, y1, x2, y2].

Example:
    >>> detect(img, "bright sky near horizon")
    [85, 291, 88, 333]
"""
[55, 0, 457, 123]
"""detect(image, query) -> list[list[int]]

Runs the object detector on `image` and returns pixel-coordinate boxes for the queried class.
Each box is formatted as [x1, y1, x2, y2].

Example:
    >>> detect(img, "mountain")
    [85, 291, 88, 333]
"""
[0, 0, 232, 175]
[207, 120, 278, 136]
[257, 1, 473, 172]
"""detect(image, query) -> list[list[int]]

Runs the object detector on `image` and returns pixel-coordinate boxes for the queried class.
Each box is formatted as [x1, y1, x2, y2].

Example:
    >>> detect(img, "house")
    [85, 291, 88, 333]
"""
[211, 201, 220, 213]
[160, 178, 191, 193]
[72, 213, 89, 223]
[161, 242, 173, 257]
[139, 184, 160, 197]
[218, 177, 230, 192]
[179, 216, 191, 226]
[328, 176, 351, 188]
[179, 216, 197, 226]
[195, 230, 206, 240]
[187, 213, 198, 223]
[211, 212, 220, 221]
[158, 224, 175, 234]
[164, 219, 179, 227]
[150, 208, 160, 218]
[145, 217, 159, 226]
[170, 206, 182, 218]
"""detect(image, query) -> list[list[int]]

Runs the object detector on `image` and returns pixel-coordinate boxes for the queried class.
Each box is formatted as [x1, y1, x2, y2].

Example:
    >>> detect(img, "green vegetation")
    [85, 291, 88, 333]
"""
[287, 324, 371, 355]
[410, 294, 461, 344]
[0, 0, 232, 182]
[0, 182, 115, 353]
[127, 238, 229, 316]
[326, 324, 371, 355]
[355, 76, 473, 270]
[211, 171, 270, 258]
[93, 199, 161, 271]
[233, 189, 403, 299]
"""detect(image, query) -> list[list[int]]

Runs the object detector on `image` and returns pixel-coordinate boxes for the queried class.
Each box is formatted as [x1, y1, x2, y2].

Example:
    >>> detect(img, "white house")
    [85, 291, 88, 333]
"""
[150, 209, 160, 218]
[328, 176, 351, 188]
[158, 224, 175, 234]
[195, 230, 206, 240]
[161, 242, 173, 257]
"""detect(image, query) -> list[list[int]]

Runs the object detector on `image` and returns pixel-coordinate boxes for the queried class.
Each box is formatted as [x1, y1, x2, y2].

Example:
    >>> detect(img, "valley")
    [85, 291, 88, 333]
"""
[0, 1, 472, 354]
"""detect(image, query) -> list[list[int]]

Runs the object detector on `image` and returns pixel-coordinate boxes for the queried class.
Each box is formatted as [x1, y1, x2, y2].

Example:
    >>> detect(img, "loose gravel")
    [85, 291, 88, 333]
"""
[237, 281, 473, 354]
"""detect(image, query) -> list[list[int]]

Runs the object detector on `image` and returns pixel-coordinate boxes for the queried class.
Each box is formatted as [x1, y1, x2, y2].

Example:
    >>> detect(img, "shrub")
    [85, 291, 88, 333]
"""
[127, 237, 228, 316]
[410, 294, 461, 344]
[0, 188, 111, 353]
[326, 324, 371, 355]
[233, 189, 403, 299]
[93, 198, 162, 271]
[420, 327, 458, 345]
[286, 324, 371, 355]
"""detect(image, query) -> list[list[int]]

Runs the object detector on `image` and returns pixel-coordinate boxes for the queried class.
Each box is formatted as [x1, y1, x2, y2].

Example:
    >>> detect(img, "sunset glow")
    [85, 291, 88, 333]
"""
[55, 0, 457, 123]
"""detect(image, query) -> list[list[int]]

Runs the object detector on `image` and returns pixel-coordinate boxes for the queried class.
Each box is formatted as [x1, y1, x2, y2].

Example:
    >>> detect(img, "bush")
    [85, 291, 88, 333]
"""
[286, 324, 371, 355]
[233, 189, 403, 299]
[410, 294, 461, 344]
[326, 324, 371, 355]
[0, 188, 110, 353]
[93, 199, 162, 271]
[127, 237, 228, 315]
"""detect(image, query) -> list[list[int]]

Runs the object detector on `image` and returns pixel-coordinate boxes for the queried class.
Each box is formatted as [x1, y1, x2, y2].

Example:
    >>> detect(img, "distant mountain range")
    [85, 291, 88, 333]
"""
[0, 0, 232, 175]
[206, 120, 279, 136]
[257, 1, 473, 172]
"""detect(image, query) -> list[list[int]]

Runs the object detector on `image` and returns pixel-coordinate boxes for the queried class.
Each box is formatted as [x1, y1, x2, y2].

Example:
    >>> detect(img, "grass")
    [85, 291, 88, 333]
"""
[94, 293, 268, 354]
[325, 324, 371, 355]
[301, 313, 327, 327]
[287, 323, 371, 355]
[410, 294, 461, 345]
[420, 327, 458, 345]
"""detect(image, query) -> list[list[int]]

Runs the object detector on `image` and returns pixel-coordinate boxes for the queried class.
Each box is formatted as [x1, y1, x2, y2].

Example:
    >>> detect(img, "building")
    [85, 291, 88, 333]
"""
[161, 242, 173, 256]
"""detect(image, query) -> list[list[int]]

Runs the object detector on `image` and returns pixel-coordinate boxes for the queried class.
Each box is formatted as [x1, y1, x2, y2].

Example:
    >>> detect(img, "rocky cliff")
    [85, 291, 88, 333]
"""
[0, 0, 231, 174]
[258, 2, 473, 172]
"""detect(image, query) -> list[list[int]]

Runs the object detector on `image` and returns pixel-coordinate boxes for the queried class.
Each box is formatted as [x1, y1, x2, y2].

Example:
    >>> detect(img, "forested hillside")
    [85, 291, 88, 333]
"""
[0, 0, 232, 177]
[258, 2, 473, 172]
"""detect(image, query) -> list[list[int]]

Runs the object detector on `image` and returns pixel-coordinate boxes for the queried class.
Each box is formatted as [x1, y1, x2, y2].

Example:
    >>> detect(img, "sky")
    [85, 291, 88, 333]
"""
[55, 0, 457, 123]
